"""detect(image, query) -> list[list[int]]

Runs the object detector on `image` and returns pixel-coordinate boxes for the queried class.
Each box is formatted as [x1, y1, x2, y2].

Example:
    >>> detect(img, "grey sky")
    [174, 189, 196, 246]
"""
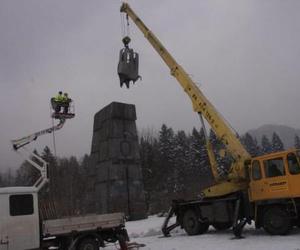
[1, 0, 300, 169]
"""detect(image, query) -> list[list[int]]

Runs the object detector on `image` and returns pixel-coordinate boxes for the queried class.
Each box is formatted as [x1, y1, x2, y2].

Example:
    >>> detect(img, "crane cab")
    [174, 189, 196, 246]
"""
[248, 149, 300, 202]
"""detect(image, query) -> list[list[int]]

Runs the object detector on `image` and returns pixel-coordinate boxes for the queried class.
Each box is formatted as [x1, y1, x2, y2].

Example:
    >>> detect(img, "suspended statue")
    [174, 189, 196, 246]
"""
[118, 36, 141, 88]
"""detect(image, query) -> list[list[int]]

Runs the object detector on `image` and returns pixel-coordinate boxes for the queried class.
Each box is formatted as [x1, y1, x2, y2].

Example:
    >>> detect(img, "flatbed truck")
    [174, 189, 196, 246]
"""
[2, 112, 129, 250]
[0, 175, 128, 250]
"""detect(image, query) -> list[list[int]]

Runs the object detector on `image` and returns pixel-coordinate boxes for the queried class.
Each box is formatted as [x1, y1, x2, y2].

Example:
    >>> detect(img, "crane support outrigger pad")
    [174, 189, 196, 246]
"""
[118, 36, 141, 88]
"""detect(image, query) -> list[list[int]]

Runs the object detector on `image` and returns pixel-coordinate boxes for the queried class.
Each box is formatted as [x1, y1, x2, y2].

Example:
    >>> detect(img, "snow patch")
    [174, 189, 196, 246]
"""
[118, 214, 300, 250]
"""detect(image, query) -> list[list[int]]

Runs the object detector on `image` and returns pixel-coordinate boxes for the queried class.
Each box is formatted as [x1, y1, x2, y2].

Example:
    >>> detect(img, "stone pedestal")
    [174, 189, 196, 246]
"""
[89, 102, 147, 220]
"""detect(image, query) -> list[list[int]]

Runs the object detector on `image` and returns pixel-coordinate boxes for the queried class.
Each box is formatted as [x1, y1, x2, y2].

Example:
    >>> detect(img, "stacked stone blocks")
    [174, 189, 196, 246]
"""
[90, 102, 147, 220]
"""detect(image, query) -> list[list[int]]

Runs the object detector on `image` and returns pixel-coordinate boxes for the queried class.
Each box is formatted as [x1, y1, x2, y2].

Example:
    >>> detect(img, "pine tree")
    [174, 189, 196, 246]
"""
[40, 146, 58, 202]
[158, 124, 175, 162]
[3, 168, 15, 186]
[188, 128, 211, 194]
[157, 124, 176, 206]
[42, 146, 57, 165]
[81, 154, 91, 171]
[140, 136, 152, 209]
[158, 124, 175, 170]
[241, 133, 260, 157]
[68, 156, 81, 215]
[209, 129, 222, 152]
[173, 130, 189, 194]
[15, 149, 41, 186]
[190, 128, 207, 170]
[139, 135, 162, 213]
[193, 129, 211, 174]
[272, 132, 284, 152]
[208, 129, 231, 177]
[261, 135, 273, 154]
[79, 154, 92, 214]
[294, 134, 300, 149]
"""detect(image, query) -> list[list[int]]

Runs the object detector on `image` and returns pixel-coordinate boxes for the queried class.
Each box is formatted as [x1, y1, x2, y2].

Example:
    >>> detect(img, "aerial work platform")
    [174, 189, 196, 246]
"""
[51, 112, 75, 120]
[12, 98, 75, 151]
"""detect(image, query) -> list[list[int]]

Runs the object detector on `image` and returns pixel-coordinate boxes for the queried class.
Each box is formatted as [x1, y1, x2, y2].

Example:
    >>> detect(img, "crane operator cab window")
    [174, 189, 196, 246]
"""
[251, 160, 262, 180]
[287, 153, 300, 175]
[263, 158, 285, 178]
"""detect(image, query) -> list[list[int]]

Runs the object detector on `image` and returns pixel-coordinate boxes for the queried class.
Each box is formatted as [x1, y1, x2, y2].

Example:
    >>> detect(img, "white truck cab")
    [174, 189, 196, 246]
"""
[0, 187, 40, 250]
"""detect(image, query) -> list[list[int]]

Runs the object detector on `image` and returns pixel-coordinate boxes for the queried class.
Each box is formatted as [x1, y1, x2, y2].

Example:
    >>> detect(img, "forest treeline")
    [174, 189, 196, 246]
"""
[1, 125, 300, 215]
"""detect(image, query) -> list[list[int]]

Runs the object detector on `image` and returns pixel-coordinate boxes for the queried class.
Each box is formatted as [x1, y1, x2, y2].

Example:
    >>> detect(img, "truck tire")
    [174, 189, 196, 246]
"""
[212, 222, 232, 231]
[118, 235, 128, 250]
[263, 206, 292, 235]
[77, 238, 99, 250]
[183, 209, 209, 235]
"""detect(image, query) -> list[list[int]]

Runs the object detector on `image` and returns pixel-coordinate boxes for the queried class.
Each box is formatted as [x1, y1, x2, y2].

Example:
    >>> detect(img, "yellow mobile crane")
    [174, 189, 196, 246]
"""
[119, 3, 300, 237]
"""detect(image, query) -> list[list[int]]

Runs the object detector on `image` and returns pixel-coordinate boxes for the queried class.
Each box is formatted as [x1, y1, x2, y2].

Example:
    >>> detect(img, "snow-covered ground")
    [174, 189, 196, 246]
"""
[106, 215, 300, 250]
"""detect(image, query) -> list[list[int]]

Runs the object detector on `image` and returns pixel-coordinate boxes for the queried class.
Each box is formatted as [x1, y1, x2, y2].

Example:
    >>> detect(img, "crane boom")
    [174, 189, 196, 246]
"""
[120, 3, 250, 190]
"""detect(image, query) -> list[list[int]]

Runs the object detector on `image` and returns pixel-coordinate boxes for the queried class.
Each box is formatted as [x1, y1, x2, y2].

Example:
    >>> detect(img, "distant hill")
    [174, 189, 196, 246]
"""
[248, 124, 300, 149]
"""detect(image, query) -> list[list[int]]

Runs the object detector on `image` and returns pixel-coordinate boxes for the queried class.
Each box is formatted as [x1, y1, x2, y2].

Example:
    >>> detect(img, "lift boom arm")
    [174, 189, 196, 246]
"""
[11, 118, 66, 150]
[14, 147, 49, 191]
[10, 118, 66, 191]
[120, 3, 251, 193]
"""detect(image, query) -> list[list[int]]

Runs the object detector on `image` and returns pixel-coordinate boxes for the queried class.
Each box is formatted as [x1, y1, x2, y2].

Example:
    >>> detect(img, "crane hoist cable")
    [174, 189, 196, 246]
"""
[120, 10, 130, 38]
[49, 102, 57, 157]
[118, 9, 141, 88]
[125, 13, 130, 37]
[120, 12, 125, 37]
[51, 115, 57, 157]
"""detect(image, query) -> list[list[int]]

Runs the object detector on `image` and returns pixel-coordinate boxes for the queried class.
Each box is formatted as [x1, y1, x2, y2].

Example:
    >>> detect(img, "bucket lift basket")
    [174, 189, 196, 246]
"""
[50, 98, 75, 120]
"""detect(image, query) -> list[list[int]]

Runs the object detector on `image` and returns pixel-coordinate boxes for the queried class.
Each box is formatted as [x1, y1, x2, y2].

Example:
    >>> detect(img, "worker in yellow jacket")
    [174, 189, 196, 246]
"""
[62, 93, 71, 114]
[53, 91, 64, 113]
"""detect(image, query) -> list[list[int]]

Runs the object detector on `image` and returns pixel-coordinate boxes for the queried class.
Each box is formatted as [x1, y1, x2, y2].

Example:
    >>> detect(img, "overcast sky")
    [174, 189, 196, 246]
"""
[1, 0, 300, 170]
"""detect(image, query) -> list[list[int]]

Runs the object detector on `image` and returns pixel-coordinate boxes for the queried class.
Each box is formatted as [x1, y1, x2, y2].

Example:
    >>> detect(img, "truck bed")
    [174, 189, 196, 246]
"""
[43, 212, 125, 236]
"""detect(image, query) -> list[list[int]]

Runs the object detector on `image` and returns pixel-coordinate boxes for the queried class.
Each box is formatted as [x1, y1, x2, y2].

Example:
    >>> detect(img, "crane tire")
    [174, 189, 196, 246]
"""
[183, 209, 209, 235]
[263, 206, 292, 235]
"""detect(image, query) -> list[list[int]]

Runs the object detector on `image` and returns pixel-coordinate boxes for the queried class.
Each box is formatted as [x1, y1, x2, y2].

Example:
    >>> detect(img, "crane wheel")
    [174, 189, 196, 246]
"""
[212, 222, 232, 231]
[183, 209, 209, 235]
[263, 206, 292, 235]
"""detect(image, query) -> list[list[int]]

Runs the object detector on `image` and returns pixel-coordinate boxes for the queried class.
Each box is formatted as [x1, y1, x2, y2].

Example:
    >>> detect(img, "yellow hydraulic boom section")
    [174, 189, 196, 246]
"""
[120, 3, 251, 195]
